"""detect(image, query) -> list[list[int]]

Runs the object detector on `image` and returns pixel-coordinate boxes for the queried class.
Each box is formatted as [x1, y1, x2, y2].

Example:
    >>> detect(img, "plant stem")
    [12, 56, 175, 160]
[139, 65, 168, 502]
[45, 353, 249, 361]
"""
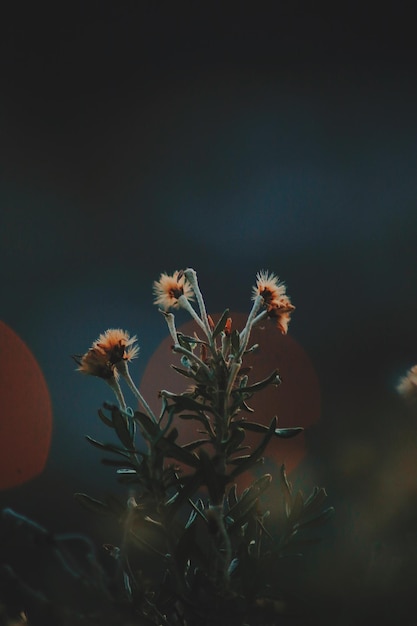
[107, 377, 127, 410]
[116, 361, 157, 423]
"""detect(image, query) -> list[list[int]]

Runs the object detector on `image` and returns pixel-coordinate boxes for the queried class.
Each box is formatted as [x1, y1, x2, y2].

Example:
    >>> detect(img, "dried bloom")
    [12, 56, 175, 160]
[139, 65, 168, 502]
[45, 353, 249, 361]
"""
[397, 365, 417, 402]
[93, 328, 139, 365]
[252, 270, 287, 308]
[153, 270, 194, 310]
[251, 270, 295, 334]
[73, 348, 116, 380]
[74, 329, 138, 381]
[267, 298, 296, 335]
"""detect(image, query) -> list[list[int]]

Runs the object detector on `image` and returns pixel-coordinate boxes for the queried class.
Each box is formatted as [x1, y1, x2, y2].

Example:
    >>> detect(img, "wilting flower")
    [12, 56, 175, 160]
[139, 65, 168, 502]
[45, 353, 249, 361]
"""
[397, 365, 417, 402]
[267, 298, 295, 335]
[93, 328, 139, 365]
[153, 270, 194, 310]
[73, 348, 115, 380]
[252, 270, 295, 334]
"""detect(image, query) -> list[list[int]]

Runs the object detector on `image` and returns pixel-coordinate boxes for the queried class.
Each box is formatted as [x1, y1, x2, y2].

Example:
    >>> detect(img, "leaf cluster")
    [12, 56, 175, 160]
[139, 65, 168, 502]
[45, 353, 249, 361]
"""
[75, 309, 333, 625]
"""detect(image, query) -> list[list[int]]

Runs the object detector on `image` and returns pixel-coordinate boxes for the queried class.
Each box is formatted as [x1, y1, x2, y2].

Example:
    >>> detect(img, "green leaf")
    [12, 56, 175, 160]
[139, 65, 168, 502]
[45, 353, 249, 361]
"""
[85, 435, 133, 457]
[176, 333, 193, 352]
[97, 408, 114, 428]
[186, 498, 207, 528]
[303, 487, 329, 517]
[117, 471, 140, 485]
[227, 484, 238, 509]
[279, 464, 293, 515]
[294, 506, 335, 530]
[162, 394, 215, 415]
[229, 417, 277, 479]
[169, 470, 204, 513]
[237, 420, 269, 433]
[226, 427, 246, 454]
[155, 437, 200, 468]
[158, 394, 168, 422]
[134, 411, 160, 439]
[111, 407, 135, 450]
[240, 400, 255, 413]
[171, 365, 194, 378]
[231, 369, 281, 395]
[275, 427, 304, 438]
[230, 329, 240, 355]
[74, 493, 112, 516]
[238, 421, 303, 439]
[227, 474, 272, 529]
[177, 333, 206, 345]
[287, 490, 305, 524]
[212, 308, 230, 339]
[182, 439, 212, 451]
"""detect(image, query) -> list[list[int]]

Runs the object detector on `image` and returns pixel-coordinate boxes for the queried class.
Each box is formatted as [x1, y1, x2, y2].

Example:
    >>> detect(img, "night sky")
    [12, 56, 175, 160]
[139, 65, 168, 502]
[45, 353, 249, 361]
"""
[1, 2, 417, 622]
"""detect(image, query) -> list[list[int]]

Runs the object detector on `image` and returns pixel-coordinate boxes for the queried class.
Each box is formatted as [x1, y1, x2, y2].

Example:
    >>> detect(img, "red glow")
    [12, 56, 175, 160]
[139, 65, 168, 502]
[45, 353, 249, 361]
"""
[0, 321, 53, 489]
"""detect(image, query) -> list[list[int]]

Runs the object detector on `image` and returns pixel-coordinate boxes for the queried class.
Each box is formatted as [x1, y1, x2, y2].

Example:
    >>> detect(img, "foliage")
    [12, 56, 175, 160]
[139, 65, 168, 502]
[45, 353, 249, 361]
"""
[73, 269, 334, 625]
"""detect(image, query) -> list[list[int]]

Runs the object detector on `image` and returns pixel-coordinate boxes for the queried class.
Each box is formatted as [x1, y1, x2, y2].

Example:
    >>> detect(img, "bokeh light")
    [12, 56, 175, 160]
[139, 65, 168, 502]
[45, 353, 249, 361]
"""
[0, 321, 52, 489]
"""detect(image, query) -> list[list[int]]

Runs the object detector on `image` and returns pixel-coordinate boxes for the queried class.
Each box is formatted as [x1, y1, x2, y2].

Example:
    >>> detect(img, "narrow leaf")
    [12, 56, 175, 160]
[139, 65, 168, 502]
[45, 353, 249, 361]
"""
[97, 408, 114, 428]
[182, 439, 212, 451]
[229, 417, 277, 479]
[171, 365, 194, 378]
[232, 369, 281, 395]
[230, 329, 240, 354]
[112, 408, 135, 450]
[279, 464, 293, 515]
[212, 308, 230, 339]
[294, 506, 335, 530]
[74, 493, 112, 516]
[227, 474, 272, 529]
[288, 490, 304, 524]
[85, 435, 132, 457]
[275, 427, 304, 439]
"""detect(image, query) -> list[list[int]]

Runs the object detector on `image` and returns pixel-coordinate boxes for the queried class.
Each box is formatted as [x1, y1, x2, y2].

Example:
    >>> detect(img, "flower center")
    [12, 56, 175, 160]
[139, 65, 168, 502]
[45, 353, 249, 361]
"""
[169, 286, 184, 300]
[260, 287, 274, 304]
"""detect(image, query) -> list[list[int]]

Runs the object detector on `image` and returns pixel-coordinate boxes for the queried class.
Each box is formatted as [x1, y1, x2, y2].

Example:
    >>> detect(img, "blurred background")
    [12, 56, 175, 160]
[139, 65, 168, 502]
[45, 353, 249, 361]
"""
[1, 1, 417, 622]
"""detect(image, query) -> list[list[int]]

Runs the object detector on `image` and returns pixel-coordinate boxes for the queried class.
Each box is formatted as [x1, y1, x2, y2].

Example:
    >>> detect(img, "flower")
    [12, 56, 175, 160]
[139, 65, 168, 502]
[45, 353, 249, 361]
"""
[397, 365, 417, 402]
[73, 348, 116, 380]
[252, 270, 287, 307]
[93, 328, 139, 365]
[74, 329, 139, 380]
[252, 270, 295, 334]
[267, 298, 295, 335]
[153, 270, 194, 310]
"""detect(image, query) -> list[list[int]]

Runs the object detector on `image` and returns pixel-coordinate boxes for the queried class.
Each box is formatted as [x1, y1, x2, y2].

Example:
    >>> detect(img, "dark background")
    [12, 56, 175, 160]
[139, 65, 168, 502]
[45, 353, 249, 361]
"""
[1, 1, 417, 623]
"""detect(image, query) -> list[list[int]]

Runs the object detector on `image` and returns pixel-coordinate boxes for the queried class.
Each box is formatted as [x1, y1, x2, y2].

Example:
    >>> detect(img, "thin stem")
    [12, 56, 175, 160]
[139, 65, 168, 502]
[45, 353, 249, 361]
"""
[107, 377, 127, 410]
[178, 294, 207, 333]
[238, 295, 263, 358]
[116, 361, 157, 423]
[183, 268, 212, 339]
[226, 360, 241, 397]
[159, 309, 178, 344]
[250, 308, 268, 328]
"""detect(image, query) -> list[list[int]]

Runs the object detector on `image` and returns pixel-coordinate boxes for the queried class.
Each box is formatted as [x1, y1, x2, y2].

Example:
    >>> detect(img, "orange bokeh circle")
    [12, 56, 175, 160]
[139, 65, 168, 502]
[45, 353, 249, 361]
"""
[139, 312, 320, 483]
[0, 321, 53, 489]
